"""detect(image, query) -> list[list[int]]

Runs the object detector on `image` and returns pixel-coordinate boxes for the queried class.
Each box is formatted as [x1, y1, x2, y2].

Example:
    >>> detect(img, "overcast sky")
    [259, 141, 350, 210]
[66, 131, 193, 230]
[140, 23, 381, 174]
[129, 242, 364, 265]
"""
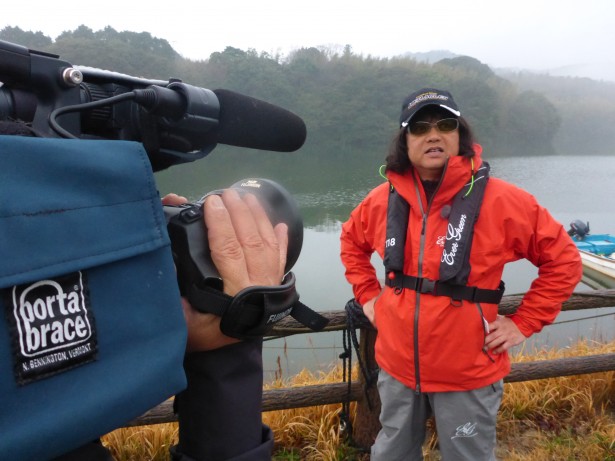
[3, 0, 615, 81]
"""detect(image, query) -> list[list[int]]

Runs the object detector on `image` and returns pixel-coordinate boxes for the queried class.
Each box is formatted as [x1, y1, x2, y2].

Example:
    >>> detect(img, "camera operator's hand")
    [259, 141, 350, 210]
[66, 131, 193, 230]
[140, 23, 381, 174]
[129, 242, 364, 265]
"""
[161, 190, 288, 352]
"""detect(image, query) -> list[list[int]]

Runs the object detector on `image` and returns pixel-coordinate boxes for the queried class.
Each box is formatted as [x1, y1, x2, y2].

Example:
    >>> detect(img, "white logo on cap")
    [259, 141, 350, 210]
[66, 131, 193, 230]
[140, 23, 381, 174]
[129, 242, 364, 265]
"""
[407, 92, 449, 110]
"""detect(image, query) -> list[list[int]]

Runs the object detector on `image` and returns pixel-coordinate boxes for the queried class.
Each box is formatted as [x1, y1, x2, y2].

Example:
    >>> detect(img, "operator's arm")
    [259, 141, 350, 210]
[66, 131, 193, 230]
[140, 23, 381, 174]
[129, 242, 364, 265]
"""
[170, 188, 285, 461]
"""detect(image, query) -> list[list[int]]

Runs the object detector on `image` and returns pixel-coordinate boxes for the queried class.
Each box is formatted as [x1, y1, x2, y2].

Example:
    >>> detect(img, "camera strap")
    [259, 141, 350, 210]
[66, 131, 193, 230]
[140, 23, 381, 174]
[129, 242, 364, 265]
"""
[186, 272, 329, 340]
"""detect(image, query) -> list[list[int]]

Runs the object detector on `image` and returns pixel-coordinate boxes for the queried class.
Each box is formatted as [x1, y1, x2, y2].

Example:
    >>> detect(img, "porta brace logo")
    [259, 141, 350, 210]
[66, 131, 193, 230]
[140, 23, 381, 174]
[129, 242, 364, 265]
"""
[6, 271, 97, 384]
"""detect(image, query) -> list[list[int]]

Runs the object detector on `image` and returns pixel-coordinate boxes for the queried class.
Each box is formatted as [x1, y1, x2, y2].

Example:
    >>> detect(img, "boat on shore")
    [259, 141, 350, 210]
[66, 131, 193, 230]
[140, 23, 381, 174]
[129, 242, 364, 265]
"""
[568, 220, 615, 289]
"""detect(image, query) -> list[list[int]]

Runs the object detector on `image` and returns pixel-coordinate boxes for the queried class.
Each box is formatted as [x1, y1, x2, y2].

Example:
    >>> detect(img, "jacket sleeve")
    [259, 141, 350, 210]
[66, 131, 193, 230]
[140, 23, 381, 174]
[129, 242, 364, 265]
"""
[171, 340, 273, 461]
[340, 192, 384, 306]
[508, 198, 583, 337]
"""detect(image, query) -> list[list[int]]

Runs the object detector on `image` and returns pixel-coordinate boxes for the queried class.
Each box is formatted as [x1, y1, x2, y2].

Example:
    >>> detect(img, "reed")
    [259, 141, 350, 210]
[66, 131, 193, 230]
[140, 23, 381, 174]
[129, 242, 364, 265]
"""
[102, 339, 615, 460]
[103, 423, 178, 461]
[495, 340, 614, 461]
[263, 367, 360, 460]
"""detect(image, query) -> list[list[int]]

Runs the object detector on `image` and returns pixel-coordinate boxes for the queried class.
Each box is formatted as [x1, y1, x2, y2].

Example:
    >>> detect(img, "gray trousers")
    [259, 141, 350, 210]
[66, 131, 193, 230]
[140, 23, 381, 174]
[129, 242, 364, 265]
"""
[371, 370, 503, 461]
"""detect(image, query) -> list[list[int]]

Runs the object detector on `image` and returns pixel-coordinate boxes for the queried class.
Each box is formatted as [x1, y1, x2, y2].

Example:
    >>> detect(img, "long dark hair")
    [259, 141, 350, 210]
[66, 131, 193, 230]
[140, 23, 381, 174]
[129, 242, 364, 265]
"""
[384, 116, 476, 174]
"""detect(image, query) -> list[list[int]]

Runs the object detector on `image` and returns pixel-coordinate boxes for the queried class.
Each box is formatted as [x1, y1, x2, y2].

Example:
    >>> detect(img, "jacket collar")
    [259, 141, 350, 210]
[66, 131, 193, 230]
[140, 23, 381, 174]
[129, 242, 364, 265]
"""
[387, 144, 484, 208]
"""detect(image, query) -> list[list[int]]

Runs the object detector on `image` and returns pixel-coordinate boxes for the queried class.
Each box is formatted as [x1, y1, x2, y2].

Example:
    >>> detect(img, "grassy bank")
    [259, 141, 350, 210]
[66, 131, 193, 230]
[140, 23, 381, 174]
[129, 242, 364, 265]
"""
[102, 339, 614, 460]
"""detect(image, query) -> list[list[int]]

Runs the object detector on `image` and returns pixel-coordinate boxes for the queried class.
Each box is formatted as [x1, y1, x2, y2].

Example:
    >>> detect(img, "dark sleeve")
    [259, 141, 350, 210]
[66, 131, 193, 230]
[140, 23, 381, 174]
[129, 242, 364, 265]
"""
[171, 339, 273, 461]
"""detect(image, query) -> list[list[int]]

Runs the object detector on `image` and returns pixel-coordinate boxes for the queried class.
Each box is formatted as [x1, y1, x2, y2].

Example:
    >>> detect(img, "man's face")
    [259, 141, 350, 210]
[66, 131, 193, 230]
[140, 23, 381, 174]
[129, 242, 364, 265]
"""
[406, 107, 460, 181]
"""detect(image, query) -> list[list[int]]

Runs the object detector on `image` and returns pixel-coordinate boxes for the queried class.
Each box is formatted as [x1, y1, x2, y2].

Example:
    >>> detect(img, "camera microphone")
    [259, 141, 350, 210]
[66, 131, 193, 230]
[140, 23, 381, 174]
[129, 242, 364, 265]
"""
[213, 89, 307, 153]
[131, 85, 307, 154]
[128, 85, 307, 170]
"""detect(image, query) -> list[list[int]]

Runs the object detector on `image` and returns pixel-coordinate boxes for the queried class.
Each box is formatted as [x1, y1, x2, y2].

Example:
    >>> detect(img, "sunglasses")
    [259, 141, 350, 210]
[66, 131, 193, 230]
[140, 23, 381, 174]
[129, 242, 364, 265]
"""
[407, 118, 459, 136]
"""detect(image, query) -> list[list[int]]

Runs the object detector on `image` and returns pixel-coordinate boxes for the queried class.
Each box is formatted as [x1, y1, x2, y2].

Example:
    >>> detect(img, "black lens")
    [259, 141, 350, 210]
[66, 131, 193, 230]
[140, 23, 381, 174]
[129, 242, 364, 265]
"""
[436, 118, 459, 132]
[408, 121, 431, 136]
[408, 118, 458, 136]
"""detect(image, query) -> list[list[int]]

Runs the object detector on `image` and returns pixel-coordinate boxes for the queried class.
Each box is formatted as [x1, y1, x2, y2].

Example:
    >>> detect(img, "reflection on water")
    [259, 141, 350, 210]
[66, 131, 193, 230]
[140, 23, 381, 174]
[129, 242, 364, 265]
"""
[296, 189, 370, 210]
[156, 154, 615, 380]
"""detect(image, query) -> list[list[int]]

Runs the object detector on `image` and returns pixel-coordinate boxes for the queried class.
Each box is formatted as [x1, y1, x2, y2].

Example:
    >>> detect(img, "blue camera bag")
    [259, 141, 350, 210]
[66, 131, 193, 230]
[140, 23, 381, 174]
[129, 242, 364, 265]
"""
[0, 136, 187, 460]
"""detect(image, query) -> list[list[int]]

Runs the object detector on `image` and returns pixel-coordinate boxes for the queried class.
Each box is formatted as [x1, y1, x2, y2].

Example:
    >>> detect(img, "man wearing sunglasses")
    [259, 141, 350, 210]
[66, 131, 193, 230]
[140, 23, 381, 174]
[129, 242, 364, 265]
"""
[340, 88, 582, 460]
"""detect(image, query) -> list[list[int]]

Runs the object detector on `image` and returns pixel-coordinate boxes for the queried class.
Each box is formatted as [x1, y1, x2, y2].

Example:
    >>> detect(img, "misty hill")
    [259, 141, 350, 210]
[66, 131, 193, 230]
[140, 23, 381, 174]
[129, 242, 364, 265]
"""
[2, 25, 615, 160]
[400, 50, 459, 64]
[397, 48, 615, 83]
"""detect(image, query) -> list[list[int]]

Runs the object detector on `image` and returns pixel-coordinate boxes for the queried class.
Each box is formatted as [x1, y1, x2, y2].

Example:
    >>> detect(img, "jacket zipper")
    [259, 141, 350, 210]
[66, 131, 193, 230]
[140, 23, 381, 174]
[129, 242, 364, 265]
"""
[411, 162, 447, 394]
[414, 211, 426, 394]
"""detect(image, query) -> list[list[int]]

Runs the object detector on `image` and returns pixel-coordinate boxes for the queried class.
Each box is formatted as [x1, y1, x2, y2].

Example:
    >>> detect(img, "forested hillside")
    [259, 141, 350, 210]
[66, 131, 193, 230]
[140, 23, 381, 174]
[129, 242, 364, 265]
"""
[2, 25, 615, 159]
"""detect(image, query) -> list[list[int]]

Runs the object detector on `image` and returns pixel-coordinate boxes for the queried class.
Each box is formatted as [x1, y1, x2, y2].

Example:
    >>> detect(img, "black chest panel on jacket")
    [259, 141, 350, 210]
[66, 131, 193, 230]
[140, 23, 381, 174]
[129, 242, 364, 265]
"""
[383, 162, 505, 304]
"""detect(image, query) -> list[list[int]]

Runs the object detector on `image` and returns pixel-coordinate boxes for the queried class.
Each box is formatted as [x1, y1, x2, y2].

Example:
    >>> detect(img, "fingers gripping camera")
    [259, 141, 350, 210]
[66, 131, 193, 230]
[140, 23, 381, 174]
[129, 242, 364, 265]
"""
[164, 178, 328, 339]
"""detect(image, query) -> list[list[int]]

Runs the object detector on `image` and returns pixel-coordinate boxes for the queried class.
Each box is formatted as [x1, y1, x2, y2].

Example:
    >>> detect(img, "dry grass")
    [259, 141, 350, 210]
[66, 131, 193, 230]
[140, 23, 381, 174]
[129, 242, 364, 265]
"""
[263, 366, 360, 460]
[495, 340, 615, 461]
[102, 339, 615, 460]
[103, 423, 178, 461]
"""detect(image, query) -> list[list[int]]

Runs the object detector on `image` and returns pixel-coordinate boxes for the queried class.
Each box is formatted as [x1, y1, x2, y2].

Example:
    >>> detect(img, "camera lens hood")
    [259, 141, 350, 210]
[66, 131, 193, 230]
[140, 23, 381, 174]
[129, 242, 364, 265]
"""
[166, 178, 303, 292]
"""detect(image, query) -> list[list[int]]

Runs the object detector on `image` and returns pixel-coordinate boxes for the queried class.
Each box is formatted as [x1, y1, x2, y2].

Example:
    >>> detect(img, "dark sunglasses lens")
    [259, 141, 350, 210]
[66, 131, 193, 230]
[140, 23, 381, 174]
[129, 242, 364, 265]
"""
[437, 118, 459, 132]
[409, 122, 430, 136]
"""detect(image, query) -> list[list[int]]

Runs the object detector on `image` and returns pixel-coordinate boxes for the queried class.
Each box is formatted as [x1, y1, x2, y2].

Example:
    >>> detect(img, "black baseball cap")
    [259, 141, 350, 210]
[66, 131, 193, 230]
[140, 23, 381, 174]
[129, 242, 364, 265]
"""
[399, 88, 461, 127]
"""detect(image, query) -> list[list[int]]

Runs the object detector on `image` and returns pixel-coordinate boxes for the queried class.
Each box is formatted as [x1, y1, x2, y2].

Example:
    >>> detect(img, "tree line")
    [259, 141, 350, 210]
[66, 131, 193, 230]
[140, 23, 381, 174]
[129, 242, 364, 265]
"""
[2, 25, 615, 160]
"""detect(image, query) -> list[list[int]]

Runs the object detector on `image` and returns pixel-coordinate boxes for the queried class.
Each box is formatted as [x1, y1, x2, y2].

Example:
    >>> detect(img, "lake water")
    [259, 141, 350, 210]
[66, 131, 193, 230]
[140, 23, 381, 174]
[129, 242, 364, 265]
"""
[156, 154, 615, 381]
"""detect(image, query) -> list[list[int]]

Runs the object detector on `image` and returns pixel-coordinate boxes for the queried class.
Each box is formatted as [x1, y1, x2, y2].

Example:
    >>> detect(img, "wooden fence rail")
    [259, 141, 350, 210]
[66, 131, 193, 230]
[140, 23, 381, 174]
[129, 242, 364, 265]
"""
[270, 288, 615, 336]
[128, 289, 615, 441]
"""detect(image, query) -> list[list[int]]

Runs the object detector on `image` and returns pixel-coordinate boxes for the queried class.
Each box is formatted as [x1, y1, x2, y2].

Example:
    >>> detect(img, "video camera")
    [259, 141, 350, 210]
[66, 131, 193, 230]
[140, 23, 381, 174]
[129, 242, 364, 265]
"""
[0, 39, 326, 339]
[0, 39, 306, 170]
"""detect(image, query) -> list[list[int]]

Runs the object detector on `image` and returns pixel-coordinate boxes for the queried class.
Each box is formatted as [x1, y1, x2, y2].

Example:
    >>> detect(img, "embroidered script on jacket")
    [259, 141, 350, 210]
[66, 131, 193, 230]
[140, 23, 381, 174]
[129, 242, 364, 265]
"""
[441, 213, 467, 266]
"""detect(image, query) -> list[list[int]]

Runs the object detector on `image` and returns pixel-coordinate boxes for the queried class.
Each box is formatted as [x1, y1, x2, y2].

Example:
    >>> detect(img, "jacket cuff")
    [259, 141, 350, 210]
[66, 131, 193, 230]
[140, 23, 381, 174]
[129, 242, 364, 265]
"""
[508, 314, 537, 337]
[357, 288, 381, 306]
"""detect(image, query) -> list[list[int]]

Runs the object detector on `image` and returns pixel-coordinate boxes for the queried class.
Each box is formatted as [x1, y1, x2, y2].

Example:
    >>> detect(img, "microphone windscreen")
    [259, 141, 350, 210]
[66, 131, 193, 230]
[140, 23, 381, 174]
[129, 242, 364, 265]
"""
[213, 89, 307, 152]
[441, 204, 451, 219]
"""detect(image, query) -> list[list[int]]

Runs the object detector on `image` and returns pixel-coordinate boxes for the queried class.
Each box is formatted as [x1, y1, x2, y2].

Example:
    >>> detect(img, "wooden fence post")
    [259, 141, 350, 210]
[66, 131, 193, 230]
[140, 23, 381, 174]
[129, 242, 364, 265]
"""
[352, 326, 381, 450]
